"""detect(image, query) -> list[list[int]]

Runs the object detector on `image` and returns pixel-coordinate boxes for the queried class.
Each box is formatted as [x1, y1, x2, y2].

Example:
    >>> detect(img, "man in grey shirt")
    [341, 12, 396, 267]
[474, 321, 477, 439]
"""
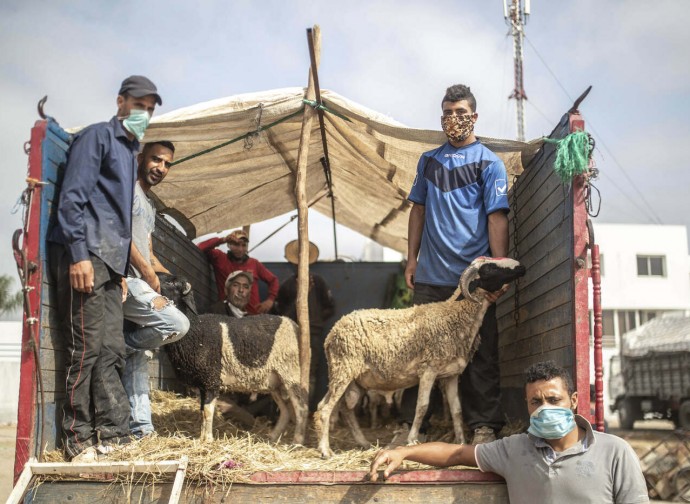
[122, 140, 190, 438]
[370, 361, 649, 504]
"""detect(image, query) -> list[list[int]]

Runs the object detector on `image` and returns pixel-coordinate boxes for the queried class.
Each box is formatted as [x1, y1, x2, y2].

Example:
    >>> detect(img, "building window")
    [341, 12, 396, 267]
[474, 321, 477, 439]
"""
[618, 310, 637, 335]
[637, 255, 665, 277]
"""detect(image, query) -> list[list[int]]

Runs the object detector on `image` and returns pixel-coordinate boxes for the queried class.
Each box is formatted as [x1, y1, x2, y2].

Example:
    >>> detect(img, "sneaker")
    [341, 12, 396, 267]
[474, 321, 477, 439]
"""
[472, 426, 496, 444]
[71, 446, 98, 463]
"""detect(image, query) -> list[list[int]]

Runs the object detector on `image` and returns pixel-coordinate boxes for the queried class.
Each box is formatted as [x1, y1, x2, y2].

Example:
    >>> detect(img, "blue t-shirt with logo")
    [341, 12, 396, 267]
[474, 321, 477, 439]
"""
[408, 140, 509, 287]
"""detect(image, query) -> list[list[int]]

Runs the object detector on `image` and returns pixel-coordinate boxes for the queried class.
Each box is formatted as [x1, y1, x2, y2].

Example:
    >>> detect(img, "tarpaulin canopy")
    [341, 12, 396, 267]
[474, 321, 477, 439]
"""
[144, 88, 543, 253]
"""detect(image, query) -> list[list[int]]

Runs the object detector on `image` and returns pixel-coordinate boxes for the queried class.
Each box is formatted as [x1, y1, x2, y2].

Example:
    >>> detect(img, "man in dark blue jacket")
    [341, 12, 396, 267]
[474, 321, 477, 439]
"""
[48, 75, 162, 462]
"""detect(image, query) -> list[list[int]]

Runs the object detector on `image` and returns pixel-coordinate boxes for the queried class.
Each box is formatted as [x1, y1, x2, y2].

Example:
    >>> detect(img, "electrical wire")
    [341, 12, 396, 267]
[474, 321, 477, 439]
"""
[523, 33, 664, 225]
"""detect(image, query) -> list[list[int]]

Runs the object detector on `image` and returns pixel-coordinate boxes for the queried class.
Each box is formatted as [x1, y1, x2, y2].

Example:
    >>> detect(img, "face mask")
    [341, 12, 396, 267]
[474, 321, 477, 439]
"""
[441, 113, 474, 143]
[122, 109, 151, 141]
[527, 405, 576, 439]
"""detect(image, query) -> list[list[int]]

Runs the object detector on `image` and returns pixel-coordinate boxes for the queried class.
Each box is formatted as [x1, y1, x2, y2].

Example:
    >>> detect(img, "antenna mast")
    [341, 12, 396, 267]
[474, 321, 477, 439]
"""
[504, 0, 529, 141]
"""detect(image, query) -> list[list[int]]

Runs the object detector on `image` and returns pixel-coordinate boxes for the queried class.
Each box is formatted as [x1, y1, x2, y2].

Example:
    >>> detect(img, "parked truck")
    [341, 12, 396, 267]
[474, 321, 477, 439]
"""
[611, 315, 690, 430]
[9, 88, 598, 502]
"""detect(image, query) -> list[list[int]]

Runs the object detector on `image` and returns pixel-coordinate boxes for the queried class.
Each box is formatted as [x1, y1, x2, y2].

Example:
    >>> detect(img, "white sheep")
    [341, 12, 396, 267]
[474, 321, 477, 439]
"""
[158, 274, 308, 445]
[315, 257, 525, 458]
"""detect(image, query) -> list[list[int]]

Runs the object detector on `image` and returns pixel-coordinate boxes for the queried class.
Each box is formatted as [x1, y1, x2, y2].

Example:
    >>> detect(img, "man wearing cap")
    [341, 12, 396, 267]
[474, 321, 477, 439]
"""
[274, 240, 335, 411]
[207, 270, 253, 318]
[121, 141, 190, 439]
[198, 229, 279, 315]
[48, 75, 162, 461]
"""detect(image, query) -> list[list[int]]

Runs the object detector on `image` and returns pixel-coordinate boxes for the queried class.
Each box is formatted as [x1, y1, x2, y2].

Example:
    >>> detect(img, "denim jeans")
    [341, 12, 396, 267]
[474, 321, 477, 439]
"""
[122, 277, 190, 437]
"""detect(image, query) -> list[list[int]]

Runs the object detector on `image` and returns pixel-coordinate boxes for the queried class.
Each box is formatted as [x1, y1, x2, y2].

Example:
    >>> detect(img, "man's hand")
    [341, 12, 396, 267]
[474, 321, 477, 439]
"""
[257, 298, 274, 314]
[369, 448, 406, 482]
[484, 283, 510, 304]
[69, 260, 95, 293]
[404, 257, 417, 290]
[143, 270, 161, 294]
[121, 277, 128, 303]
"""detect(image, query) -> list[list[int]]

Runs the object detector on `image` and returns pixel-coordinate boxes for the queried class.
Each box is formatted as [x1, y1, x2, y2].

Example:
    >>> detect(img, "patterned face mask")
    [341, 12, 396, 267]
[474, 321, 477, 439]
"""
[441, 113, 474, 143]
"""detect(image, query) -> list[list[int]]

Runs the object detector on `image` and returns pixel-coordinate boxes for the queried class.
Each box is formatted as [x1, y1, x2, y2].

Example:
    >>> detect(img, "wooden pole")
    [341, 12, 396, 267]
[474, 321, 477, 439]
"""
[293, 25, 321, 393]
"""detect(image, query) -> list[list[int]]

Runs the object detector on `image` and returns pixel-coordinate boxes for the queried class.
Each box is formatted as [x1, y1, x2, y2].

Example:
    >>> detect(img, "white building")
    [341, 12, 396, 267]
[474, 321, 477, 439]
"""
[588, 223, 690, 421]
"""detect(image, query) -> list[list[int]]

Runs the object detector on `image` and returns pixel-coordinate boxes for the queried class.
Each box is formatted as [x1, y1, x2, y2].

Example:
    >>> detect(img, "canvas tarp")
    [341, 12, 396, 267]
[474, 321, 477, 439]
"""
[622, 315, 690, 357]
[144, 87, 543, 253]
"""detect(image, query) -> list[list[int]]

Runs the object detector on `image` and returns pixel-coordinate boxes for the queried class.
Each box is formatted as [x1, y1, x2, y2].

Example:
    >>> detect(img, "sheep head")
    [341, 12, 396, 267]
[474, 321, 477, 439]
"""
[158, 273, 198, 315]
[460, 257, 526, 303]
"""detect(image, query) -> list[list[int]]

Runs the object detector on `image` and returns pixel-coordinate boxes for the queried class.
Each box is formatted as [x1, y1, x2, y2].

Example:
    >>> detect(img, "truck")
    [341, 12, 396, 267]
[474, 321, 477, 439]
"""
[610, 315, 690, 430]
[9, 86, 599, 503]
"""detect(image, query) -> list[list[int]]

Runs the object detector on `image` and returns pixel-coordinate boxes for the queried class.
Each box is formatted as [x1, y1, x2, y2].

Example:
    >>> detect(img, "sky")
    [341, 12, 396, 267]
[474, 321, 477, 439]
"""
[1, 0, 689, 296]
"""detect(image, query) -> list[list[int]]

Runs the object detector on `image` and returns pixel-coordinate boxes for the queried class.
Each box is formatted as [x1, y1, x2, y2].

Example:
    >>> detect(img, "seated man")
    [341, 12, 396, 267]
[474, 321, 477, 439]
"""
[207, 270, 253, 318]
[122, 141, 190, 439]
[370, 361, 649, 504]
[198, 229, 279, 314]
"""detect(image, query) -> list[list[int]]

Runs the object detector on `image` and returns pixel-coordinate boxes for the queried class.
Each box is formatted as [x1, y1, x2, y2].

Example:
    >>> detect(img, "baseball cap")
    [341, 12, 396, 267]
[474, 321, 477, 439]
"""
[118, 75, 162, 105]
[226, 270, 253, 287]
[228, 230, 249, 243]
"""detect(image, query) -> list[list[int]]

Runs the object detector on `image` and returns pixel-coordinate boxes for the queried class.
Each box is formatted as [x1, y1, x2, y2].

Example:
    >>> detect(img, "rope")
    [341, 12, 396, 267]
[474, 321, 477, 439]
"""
[171, 107, 306, 166]
[543, 130, 593, 183]
[172, 98, 352, 167]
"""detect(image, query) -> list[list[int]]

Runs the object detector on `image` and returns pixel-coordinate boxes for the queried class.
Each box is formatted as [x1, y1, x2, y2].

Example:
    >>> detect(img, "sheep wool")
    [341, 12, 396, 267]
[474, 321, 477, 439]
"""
[316, 257, 525, 458]
[159, 275, 308, 445]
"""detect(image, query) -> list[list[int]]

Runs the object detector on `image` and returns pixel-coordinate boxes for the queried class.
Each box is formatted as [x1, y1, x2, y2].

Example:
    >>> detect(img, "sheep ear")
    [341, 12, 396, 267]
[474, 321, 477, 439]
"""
[460, 262, 484, 303]
[182, 281, 193, 296]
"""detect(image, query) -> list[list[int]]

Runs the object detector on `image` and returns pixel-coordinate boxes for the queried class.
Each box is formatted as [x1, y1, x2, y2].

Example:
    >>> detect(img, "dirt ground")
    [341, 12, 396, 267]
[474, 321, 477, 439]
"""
[0, 423, 16, 500]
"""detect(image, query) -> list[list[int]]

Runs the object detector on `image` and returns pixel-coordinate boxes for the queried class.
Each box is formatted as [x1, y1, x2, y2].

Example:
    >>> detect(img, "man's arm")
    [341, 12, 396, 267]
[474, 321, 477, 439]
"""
[405, 203, 425, 290]
[255, 260, 279, 314]
[129, 240, 161, 293]
[369, 442, 477, 482]
[58, 127, 108, 293]
[197, 236, 225, 252]
[485, 210, 510, 303]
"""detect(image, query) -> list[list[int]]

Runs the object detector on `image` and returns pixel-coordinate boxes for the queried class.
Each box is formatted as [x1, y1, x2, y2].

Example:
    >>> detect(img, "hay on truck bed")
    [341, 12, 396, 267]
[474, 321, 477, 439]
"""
[40, 390, 498, 487]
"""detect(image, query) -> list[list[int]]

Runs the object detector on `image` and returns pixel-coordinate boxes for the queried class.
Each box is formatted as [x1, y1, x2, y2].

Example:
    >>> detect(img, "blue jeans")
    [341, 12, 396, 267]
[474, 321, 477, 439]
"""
[122, 277, 190, 437]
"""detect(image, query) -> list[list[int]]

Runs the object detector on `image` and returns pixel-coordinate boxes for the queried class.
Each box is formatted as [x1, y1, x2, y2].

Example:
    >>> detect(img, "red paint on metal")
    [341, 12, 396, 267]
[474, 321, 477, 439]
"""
[591, 244, 605, 431]
[248, 469, 503, 484]
[569, 112, 591, 418]
[14, 120, 46, 483]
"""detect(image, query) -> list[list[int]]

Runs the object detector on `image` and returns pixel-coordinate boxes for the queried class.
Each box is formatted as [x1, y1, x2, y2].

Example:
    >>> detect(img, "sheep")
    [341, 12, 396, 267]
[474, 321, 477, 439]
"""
[315, 256, 525, 458]
[158, 274, 308, 445]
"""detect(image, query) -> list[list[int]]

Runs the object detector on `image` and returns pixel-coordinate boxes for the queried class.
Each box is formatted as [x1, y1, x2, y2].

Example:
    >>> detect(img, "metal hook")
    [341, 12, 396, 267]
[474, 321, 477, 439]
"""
[37, 96, 48, 119]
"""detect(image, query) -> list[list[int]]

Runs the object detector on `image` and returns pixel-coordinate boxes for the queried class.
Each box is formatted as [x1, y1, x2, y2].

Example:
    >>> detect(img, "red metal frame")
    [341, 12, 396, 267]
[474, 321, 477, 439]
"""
[249, 469, 504, 484]
[13, 120, 46, 482]
[569, 112, 591, 418]
[590, 244, 604, 431]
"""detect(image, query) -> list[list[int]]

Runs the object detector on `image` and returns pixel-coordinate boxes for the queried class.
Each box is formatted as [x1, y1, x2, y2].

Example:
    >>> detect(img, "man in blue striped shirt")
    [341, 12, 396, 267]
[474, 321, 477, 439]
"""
[399, 84, 510, 445]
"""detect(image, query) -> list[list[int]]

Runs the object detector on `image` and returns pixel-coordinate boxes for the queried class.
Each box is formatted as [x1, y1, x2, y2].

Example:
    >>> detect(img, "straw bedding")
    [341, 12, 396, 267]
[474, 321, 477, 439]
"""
[41, 390, 522, 487]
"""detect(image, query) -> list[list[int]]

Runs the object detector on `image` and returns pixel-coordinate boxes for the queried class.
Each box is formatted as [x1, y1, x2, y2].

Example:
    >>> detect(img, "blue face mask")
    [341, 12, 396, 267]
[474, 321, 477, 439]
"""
[122, 109, 151, 141]
[527, 405, 576, 439]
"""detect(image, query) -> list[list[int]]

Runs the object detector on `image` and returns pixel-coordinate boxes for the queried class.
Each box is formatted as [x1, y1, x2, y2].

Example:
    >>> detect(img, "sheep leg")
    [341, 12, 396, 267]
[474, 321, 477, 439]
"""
[316, 379, 353, 458]
[342, 383, 370, 448]
[409, 372, 437, 444]
[285, 383, 308, 446]
[200, 389, 218, 442]
[440, 375, 465, 444]
[368, 392, 380, 429]
[268, 390, 291, 443]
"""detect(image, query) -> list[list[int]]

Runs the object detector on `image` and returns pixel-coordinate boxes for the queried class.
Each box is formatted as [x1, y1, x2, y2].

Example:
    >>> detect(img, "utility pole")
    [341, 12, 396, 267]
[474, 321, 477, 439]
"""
[504, 0, 529, 141]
